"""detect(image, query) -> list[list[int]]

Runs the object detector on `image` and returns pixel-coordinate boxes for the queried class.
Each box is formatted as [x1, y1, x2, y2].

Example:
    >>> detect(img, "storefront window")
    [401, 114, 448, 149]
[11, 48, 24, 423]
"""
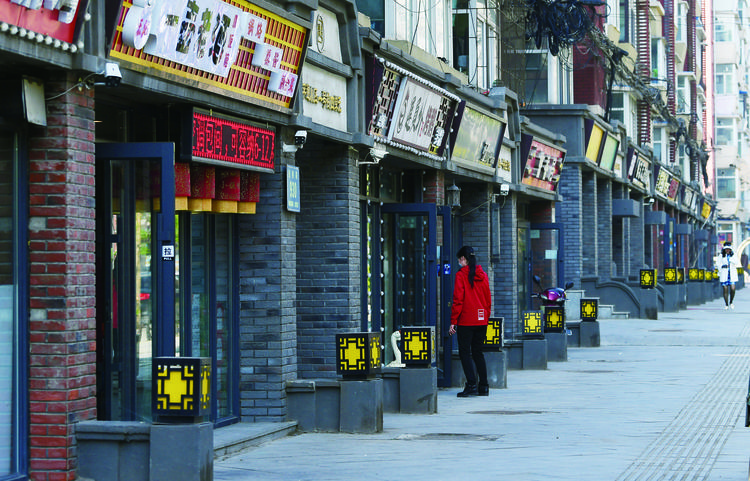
[0, 129, 26, 477]
[177, 213, 238, 423]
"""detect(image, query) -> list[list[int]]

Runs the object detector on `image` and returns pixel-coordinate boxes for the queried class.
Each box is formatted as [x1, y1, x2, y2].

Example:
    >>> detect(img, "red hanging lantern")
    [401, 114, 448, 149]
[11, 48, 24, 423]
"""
[213, 169, 241, 213]
[239, 171, 260, 214]
[189, 164, 215, 212]
[175, 163, 191, 211]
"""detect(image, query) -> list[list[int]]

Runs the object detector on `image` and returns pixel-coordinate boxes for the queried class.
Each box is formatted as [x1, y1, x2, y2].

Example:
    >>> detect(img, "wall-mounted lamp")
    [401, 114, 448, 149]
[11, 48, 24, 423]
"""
[446, 182, 461, 209]
[643, 197, 655, 206]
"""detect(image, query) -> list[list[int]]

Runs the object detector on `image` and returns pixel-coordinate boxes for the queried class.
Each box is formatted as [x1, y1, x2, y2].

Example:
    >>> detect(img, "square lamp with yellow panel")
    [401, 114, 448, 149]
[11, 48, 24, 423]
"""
[738, 267, 744, 278]
[152, 357, 211, 422]
[640, 269, 656, 289]
[400, 326, 435, 367]
[484, 317, 504, 348]
[713, 269, 719, 280]
[676, 267, 685, 284]
[580, 298, 598, 322]
[543, 306, 565, 333]
[336, 332, 381, 379]
[522, 311, 544, 339]
[688, 268, 698, 281]
[664, 267, 677, 284]
[698, 269, 705, 281]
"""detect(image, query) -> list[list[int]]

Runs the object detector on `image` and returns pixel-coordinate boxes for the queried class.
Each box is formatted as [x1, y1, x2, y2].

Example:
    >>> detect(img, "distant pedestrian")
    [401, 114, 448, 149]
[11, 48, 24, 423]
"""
[717, 241, 739, 309]
[449, 246, 492, 397]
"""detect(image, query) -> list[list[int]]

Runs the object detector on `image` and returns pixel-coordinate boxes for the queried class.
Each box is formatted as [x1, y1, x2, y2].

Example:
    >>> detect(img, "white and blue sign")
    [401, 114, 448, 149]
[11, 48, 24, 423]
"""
[286, 165, 301, 213]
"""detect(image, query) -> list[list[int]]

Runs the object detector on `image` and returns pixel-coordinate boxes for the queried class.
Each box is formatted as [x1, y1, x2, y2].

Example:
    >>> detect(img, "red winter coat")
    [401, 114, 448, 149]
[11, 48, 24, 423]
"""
[450, 264, 491, 326]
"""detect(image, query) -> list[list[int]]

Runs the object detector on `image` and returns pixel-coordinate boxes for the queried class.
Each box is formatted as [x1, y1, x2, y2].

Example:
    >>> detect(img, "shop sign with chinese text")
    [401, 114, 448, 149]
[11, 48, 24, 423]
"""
[109, 0, 307, 109]
[367, 62, 458, 157]
[0, 0, 89, 43]
[189, 110, 275, 172]
[627, 149, 651, 191]
[520, 135, 566, 192]
[450, 104, 506, 174]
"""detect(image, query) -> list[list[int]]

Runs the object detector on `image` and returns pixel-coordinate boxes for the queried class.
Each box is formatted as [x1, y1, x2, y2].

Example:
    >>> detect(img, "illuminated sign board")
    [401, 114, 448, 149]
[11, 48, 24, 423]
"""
[450, 105, 506, 173]
[599, 132, 619, 172]
[655, 166, 671, 199]
[367, 61, 458, 158]
[627, 149, 650, 191]
[0, 0, 89, 44]
[520, 134, 566, 192]
[110, 0, 308, 109]
[584, 121, 604, 164]
[191, 110, 275, 172]
[389, 77, 444, 150]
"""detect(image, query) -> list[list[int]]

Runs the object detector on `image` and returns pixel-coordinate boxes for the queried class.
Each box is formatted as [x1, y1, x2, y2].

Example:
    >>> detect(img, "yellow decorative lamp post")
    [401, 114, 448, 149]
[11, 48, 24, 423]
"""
[484, 317, 504, 348]
[580, 298, 598, 321]
[335, 332, 381, 378]
[153, 357, 211, 422]
[522, 311, 544, 338]
[543, 306, 565, 333]
[400, 327, 435, 367]
[640, 269, 656, 289]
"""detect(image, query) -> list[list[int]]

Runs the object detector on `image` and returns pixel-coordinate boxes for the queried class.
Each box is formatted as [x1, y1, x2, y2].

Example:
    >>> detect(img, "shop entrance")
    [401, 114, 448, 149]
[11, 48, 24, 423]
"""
[378, 203, 453, 386]
[528, 223, 564, 311]
[95, 143, 239, 424]
[95, 143, 176, 421]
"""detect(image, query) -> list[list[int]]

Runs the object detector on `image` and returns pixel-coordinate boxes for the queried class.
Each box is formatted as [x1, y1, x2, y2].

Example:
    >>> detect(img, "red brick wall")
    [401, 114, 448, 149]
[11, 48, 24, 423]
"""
[424, 170, 445, 205]
[27, 74, 97, 481]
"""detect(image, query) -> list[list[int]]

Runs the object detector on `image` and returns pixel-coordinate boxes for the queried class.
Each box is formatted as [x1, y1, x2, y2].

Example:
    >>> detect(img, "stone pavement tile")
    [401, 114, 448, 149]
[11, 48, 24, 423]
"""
[215, 295, 750, 481]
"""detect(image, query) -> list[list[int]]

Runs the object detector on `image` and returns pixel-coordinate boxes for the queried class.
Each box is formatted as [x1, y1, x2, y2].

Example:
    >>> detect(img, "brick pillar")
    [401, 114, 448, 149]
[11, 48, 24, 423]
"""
[28, 74, 97, 481]
[424, 170, 445, 205]
[597, 178, 612, 278]
[295, 144, 360, 379]
[581, 172, 597, 276]
[237, 149, 298, 421]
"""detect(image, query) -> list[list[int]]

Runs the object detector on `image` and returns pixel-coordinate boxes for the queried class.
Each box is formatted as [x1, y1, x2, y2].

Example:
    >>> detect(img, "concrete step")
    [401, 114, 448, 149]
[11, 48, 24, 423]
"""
[214, 421, 298, 460]
[598, 304, 629, 319]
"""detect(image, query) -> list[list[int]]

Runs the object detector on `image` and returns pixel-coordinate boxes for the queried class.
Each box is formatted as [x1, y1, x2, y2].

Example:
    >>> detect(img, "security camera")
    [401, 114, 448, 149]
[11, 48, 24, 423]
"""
[102, 62, 121, 87]
[294, 130, 307, 147]
[499, 183, 510, 196]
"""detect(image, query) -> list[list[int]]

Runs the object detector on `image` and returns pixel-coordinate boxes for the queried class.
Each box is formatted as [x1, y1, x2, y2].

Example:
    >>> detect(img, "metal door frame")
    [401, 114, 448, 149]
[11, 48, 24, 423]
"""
[379, 204, 443, 380]
[528, 223, 565, 309]
[95, 142, 176, 420]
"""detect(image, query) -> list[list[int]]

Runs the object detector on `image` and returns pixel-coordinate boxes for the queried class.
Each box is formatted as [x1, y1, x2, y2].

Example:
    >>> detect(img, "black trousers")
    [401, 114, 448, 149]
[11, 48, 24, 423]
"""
[457, 324, 488, 386]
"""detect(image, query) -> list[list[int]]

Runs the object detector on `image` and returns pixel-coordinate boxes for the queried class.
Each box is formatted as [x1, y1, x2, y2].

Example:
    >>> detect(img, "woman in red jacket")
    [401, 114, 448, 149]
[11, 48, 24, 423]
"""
[448, 246, 492, 397]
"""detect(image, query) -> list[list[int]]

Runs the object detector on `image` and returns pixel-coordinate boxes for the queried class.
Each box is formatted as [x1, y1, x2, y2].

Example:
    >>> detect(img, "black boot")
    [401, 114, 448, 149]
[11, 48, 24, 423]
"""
[457, 384, 478, 397]
[478, 384, 489, 396]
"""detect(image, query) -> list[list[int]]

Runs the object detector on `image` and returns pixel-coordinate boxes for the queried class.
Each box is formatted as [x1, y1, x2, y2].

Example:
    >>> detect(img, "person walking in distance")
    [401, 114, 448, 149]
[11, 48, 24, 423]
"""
[717, 241, 739, 309]
[449, 246, 492, 397]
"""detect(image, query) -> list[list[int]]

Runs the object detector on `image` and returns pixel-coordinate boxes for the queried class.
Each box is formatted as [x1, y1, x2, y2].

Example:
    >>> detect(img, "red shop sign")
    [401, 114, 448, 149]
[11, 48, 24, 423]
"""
[192, 111, 275, 172]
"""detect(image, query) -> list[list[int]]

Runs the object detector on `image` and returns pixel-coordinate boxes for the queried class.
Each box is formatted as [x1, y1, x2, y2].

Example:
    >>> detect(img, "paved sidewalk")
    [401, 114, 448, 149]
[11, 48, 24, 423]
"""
[215, 292, 750, 481]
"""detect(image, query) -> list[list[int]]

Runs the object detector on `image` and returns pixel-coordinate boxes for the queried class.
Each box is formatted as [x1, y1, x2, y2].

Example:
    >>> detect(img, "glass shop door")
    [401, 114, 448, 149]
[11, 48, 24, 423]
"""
[380, 204, 447, 383]
[528, 223, 564, 311]
[95, 143, 176, 421]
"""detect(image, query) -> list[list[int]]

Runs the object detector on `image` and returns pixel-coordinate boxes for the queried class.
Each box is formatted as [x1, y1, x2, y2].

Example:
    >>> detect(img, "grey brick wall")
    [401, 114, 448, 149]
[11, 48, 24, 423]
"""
[611, 183, 626, 278]
[597, 178, 612, 278]
[238, 156, 297, 422]
[559, 165, 583, 284]
[581, 172, 597, 276]
[493, 194, 519, 339]
[296, 145, 361, 379]
[629, 194, 646, 275]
